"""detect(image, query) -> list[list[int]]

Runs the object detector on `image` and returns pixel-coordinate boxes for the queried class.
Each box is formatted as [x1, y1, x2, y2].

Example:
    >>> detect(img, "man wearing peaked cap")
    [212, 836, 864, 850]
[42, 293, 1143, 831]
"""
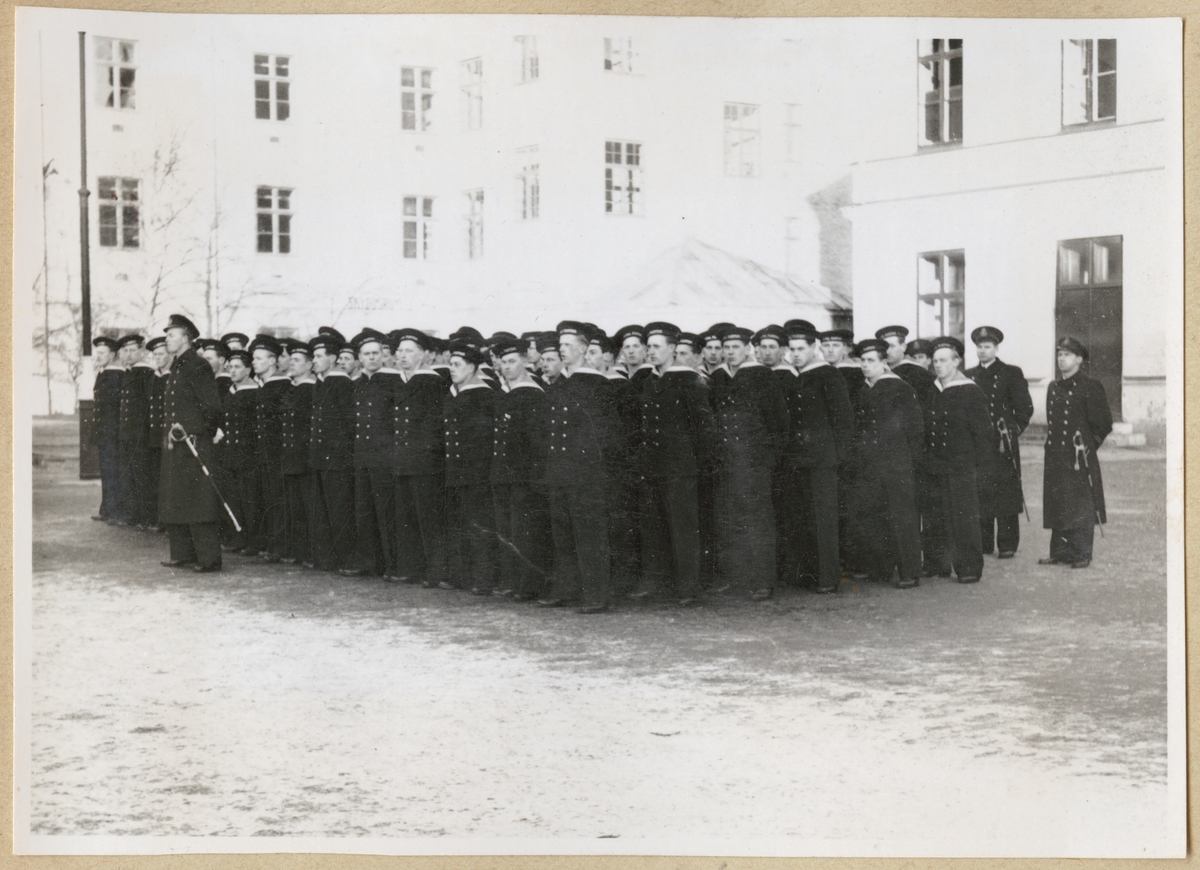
[390, 326, 450, 588]
[966, 325, 1033, 559]
[158, 314, 225, 572]
[90, 336, 125, 524]
[308, 334, 357, 572]
[539, 319, 617, 612]
[632, 321, 716, 606]
[848, 337, 924, 588]
[710, 324, 789, 600]
[116, 334, 157, 530]
[220, 332, 250, 352]
[923, 336, 993, 584]
[1039, 336, 1112, 569]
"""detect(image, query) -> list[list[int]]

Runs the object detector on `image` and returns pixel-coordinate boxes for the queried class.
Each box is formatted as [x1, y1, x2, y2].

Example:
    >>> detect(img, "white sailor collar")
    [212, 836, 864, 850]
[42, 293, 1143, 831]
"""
[265, 374, 291, 384]
[323, 370, 349, 379]
[450, 381, 491, 397]
[772, 363, 799, 376]
[133, 361, 154, 370]
[935, 375, 976, 391]
[234, 381, 259, 391]
[661, 365, 697, 375]
[102, 364, 126, 372]
[505, 380, 545, 392]
[721, 360, 765, 376]
[867, 372, 903, 386]
[605, 370, 628, 381]
[291, 374, 317, 385]
[565, 366, 604, 378]
[800, 360, 830, 373]
[835, 361, 861, 369]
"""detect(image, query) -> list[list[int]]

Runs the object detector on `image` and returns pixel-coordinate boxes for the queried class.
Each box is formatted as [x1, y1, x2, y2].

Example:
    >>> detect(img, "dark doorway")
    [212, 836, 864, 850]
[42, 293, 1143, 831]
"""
[1055, 235, 1123, 420]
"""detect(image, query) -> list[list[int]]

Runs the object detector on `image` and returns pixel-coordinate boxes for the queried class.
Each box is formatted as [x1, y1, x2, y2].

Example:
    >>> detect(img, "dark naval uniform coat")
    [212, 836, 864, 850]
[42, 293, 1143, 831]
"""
[145, 368, 169, 526]
[219, 381, 259, 552]
[635, 365, 717, 600]
[444, 382, 497, 591]
[710, 361, 789, 594]
[545, 367, 616, 607]
[280, 376, 316, 562]
[605, 369, 642, 596]
[254, 374, 291, 558]
[118, 361, 155, 525]
[159, 347, 224, 568]
[1043, 372, 1112, 563]
[309, 370, 356, 570]
[491, 380, 551, 599]
[92, 364, 125, 521]
[351, 367, 400, 576]
[923, 376, 993, 581]
[966, 358, 1034, 554]
[851, 373, 925, 584]
[783, 362, 855, 591]
[392, 368, 449, 586]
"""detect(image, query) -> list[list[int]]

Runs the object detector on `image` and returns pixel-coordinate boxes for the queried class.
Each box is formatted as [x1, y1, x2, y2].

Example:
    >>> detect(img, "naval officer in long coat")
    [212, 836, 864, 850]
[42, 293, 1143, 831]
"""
[965, 326, 1034, 558]
[1039, 337, 1112, 569]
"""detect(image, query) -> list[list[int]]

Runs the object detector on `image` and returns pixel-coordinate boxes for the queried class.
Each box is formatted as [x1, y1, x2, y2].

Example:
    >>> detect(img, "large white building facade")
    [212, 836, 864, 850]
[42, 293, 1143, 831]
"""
[847, 21, 1180, 433]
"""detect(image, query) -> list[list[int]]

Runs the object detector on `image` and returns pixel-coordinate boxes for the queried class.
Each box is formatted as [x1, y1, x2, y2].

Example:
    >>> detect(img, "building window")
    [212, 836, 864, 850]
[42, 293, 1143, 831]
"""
[95, 37, 136, 109]
[257, 186, 292, 254]
[1062, 39, 1116, 126]
[465, 190, 484, 259]
[723, 102, 760, 177]
[98, 177, 139, 249]
[604, 37, 636, 74]
[401, 67, 434, 131]
[918, 39, 962, 146]
[403, 196, 434, 260]
[461, 58, 483, 130]
[515, 36, 539, 83]
[785, 103, 802, 163]
[605, 140, 643, 216]
[1058, 236, 1121, 288]
[254, 54, 290, 121]
[517, 147, 539, 220]
[917, 250, 965, 341]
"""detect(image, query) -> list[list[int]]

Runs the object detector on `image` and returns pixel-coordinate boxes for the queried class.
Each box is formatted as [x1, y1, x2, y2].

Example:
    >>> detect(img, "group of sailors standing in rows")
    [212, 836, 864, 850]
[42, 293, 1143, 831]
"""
[88, 312, 1113, 612]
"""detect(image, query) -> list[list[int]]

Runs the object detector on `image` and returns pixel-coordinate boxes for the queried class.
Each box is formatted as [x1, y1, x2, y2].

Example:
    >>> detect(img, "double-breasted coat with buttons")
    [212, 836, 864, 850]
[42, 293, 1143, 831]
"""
[352, 369, 400, 470]
[893, 360, 938, 420]
[1043, 372, 1112, 529]
[309, 370, 355, 472]
[280, 377, 315, 476]
[254, 375, 291, 471]
[710, 362, 789, 472]
[834, 362, 867, 415]
[444, 383, 495, 487]
[492, 381, 550, 487]
[393, 370, 448, 476]
[91, 366, 124, 446]
[638, 366, 716, 479]
[785, 363, 855, 469]
[853, 375, 925, 478]
[118, 363, 154, 447]
[966, 358, 1034, 517]
[218, 383, 259, 474]
[158, 347, 223, 525]
[147, 370, 169, 449]
[543, 368, 617, 489]
[924, 378, 993, 476]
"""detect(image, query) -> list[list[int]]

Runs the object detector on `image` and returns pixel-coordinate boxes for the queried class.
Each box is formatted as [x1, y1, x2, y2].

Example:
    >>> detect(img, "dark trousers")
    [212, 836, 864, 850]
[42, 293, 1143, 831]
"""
[119, 441, 155, 525]
[229, 467, 262, 553]
[258, 463, 286, 557]
[492, 482, 551, 598]
[638, 476, 701, 599]
[772, 462, 801, 585]
[97, 439, 123, 520]
[917, 472, 938, 574]
[836, 464, 860, 573]
[167, 522, 221, 569]
[980, 515, 1021, 555]
[926, 469, 984, 580]
[549, 484, 611, 606]
[393, 474, 447, 585]
[607, 471, 641, 596]
[283, 472, 311, 561]
[354, 466, 395, 575]
[697, 471, 718, 587]
[716, 463, 776, 593]
[1049, 525, 1095, 563]
[214, 466, 239, 547]
[851, 468, 922, 582]
[145, 448, 162, 525]
[446, 483, 495, 590]
[310, 469, 356, 570]
[791, 465, 841, 591]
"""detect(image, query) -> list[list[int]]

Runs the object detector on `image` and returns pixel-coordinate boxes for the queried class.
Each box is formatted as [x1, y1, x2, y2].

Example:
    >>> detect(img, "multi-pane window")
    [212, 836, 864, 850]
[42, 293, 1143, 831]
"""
[465, 190, 484, 259]
[604, 37, 636, 73]
[917, 250, 965, 341]
[401, 67, 434, 131]
[605, 141, 643, 216]
[517, 147, 539, 220]
[918, 39, 963, 146]
[1062, 40, 1116, 126]
[97, 177, 139, 249]
[254, 54, 290, 121]
[256, 187, 292, 254]
[95, 38, 136, 109]
[461, 58, 483, 130]
[403, 196, 434, 260]
[785, 103, 803, 163]
[1058, 236, 1121, 288]
[515, 36, 539, 83]
[723, 103, 760, 177]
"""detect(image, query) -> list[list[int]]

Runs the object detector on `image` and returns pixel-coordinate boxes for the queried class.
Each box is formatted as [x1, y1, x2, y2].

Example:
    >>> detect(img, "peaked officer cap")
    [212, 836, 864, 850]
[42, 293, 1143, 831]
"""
[971, 325, 1004, 345]
[1057, 336, 1088, 360]
[875, 325, 910, 342]
[854, 338, 889, 358]
[164, 313, 200, 339]
[931, 336, 965, 357]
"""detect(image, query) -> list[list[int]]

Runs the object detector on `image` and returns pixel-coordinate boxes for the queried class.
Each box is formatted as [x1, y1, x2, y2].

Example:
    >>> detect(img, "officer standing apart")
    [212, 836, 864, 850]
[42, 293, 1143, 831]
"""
[924, 337, 993, 584]
[158, 314, 224, 573]
[1039, 337, 1112, 569]
[966, 326, 1033, 558]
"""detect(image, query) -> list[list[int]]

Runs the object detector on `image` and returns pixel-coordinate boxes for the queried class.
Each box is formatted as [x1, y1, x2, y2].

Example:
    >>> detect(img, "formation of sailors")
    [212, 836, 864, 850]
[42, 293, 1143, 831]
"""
[87, 313, 1113, 612]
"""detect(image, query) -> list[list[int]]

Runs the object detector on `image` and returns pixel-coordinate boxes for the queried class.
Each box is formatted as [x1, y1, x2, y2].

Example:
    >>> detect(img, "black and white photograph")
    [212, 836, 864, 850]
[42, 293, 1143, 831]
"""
[12, 9, 1186, 857]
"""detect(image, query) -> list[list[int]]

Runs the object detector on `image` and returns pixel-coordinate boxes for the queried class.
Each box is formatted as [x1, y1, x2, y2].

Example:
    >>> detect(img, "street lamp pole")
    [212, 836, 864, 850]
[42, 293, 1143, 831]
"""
[78, 30, 92, 358]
